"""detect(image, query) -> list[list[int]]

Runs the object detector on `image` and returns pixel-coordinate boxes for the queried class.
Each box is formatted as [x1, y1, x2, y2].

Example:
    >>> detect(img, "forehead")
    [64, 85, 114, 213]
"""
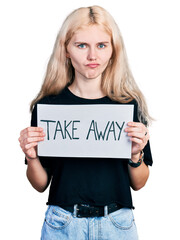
[71, 25, 111, 42]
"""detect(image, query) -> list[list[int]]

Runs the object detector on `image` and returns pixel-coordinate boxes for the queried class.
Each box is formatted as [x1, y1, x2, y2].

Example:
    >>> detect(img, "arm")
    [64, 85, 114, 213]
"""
[128, 152, 149, 191]
[125, 122, 150, 191]
[19, 127, 50, 192]
[26, 157, 51, 192]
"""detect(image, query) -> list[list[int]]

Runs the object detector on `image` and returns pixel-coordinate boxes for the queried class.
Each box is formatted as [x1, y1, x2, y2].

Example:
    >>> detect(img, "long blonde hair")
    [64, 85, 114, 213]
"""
[30, 5, 152, 125]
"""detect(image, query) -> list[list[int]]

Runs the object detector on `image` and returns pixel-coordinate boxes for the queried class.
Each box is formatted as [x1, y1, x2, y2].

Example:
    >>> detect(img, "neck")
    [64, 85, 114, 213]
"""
[69, 75, 105, 99]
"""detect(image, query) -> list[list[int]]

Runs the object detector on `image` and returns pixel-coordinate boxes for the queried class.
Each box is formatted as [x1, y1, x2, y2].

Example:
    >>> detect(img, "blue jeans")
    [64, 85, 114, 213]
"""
[41, 205, 138, 240]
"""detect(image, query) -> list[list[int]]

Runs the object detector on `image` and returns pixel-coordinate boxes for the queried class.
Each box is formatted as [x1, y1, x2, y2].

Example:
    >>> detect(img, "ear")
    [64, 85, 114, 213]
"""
[66, 52, 70, 58]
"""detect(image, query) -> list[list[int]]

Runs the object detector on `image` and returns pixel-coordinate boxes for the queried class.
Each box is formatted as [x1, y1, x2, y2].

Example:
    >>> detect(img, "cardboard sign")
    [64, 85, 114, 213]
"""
[37, 104, 134, 158]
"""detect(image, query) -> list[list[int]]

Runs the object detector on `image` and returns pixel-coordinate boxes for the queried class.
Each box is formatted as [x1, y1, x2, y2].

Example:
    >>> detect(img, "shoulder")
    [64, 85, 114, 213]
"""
[125, 99, 139, 123]
[113, 98, 138, 114]
[36, 88, 68, 105]
[110, 97, 138, 107]
[125, 99, 139, 122]
[126, 98, 138, 107]
[107, 97, 139, 122]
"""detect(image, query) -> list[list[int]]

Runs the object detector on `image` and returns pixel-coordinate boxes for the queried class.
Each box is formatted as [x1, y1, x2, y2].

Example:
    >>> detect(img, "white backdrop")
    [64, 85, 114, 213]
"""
[1, 0, 180, 239]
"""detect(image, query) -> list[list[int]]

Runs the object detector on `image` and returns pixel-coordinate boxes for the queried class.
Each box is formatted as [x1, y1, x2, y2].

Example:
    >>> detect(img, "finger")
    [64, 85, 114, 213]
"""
[20, 142, 37, 157]
[127, 130, 149, 145]
[129, 134, 148, 145]
[20, 127, 44, 137]
[25, 151, 37, 160]
[24, 142, 38, 151]
[127, 122, 146, 133]
[21, 132, 45, 143]
[25, 131, 45, 138]
[20, 128, 45, 142]
[127, 122, 144, 127]
[130, 137, 144, 145]
[144, 131, 150, 141]
[23, 136, 45, 145]
[19, 135, 44, 153]
[125, 127, 141, 133]
[127, 131, 145, 139]
[126, 122, 148, 135]
[24, 146, 38, 159]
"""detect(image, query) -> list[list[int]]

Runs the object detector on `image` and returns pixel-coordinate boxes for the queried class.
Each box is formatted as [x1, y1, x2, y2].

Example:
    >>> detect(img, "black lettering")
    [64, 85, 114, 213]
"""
[72, 120, 80, 139]
[95, 121, 110, 140]
[40, 120, 56, 140]
[86, 120, 97, 140]
[53, 121, 64, 140]
[106, 121, 116, 141]
[116, 121, 125, 140]
[64, 120, 72, 139]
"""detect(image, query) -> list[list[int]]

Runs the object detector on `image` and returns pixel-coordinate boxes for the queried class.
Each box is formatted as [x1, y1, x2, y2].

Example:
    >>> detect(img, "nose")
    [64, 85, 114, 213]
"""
[87, 47, 97, 61]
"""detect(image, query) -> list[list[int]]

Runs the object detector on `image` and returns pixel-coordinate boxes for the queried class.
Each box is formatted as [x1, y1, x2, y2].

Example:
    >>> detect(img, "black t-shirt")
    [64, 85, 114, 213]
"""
[26, 87, 153, 209]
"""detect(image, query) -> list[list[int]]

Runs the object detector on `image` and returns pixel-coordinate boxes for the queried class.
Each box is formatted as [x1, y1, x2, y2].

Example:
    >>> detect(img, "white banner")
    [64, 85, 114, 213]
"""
[37, 104, 134, 158]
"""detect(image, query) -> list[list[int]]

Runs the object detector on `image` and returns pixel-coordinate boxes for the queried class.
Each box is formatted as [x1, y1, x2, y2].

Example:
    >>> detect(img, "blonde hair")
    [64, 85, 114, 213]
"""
[30, 5, 152, 125]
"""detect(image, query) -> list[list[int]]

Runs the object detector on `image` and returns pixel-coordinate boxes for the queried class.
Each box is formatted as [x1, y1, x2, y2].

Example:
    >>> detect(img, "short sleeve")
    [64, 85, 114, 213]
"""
[133, 100, 153, 166]
[31, 104, 38, 127]
[25, 104, 52, 169]
[143, 140, 153, 166]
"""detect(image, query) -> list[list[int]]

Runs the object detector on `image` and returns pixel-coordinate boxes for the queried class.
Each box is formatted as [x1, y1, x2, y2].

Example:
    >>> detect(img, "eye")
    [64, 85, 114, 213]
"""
[98, 43, 106, 49]
[77, 43, 87, 49]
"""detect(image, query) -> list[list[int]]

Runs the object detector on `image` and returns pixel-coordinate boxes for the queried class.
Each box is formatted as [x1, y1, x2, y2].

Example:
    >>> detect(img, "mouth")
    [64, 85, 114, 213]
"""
[86, 64, 100, 68]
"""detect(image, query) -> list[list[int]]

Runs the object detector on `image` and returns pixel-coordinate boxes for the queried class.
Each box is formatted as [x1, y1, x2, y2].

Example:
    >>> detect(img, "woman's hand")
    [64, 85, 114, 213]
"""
[18, 127, 45, 160]
[125, 122, 150, 190]
[125, 122, 149, 158]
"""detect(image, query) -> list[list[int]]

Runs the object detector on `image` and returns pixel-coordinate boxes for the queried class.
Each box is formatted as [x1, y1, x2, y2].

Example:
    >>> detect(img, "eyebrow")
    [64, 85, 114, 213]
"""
[74, 41, 110, 45]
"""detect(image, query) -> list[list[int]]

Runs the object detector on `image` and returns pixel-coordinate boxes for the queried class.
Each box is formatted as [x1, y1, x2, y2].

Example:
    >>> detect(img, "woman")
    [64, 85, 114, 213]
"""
[19, 6, 153, 239]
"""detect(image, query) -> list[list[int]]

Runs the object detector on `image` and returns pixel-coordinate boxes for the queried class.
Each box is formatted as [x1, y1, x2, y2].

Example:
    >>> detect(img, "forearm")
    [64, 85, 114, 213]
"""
[26, 157, 49, 192]
[128, 153, 149, 191]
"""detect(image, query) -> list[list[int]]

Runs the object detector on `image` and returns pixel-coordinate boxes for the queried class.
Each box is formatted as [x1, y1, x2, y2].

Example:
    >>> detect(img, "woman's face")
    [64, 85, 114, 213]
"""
[66, 25, 112, 81]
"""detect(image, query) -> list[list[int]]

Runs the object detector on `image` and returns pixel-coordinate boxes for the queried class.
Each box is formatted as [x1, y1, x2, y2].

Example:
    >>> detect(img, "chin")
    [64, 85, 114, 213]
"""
[85, 72, 101, 79]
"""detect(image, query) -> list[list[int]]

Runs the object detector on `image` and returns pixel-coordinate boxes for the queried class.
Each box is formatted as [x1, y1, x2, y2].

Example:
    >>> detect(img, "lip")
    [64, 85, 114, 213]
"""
[86, 64, 100, 68]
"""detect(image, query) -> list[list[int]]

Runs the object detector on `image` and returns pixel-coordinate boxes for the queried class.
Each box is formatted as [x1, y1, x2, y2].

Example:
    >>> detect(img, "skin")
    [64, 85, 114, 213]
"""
[19, 25, 150, 192]
[66, 25, 113, 99]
